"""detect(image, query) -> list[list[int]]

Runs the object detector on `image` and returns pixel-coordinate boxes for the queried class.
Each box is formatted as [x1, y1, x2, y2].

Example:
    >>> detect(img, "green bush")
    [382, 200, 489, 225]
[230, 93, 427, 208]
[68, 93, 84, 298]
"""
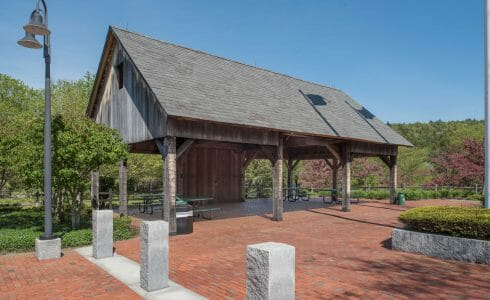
[350, 188, 482, 201]
[0, 203, 23, 213]
[350, 190, 390, 200]
[0, 229, 40, 252]
[399, 206, 490, 240]
[0, 213, 137, 253]
[114, 216, 137, 240]
[61, 229, 92, 248]
[60, 216, 136, 247]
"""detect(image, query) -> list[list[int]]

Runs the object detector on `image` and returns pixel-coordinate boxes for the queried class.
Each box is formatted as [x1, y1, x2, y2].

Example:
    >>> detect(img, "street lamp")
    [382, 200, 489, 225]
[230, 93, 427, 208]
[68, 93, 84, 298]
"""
[18, 0, 59, 259]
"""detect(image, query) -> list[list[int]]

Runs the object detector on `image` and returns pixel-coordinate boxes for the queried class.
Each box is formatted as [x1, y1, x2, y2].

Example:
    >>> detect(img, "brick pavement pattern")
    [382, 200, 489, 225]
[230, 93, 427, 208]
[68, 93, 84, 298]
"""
[0, 249, 140, 299]
[117, 199, 490, 300]
[1, 199, 489, 299]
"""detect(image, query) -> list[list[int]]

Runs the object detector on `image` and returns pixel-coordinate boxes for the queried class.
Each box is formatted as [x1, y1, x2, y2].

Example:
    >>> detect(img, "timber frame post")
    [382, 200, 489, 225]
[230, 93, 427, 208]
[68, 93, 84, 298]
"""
[91, 170, 99, 209]
[163, 137, 177, 235]
[272, 137, 284, 221]
[241, 150, 256, 201]
[379, 155, 398, 204]
[342, 145, 352, 212]
[118, 161, 128, 216]
[325, 158, 340, 202]
[285, 159, 299, 200]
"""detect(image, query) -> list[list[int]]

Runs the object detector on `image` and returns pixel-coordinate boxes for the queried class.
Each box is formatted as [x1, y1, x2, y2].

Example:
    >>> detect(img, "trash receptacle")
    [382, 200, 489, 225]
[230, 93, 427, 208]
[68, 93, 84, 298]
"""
[397, 192, 405, 205]
[176, 201, 193, 235]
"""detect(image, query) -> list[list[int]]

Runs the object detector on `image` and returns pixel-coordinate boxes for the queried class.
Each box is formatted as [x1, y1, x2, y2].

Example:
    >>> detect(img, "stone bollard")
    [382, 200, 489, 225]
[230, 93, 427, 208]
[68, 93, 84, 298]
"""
[92, 210, 113, 258]
[246, 242, 295, 300]
[35, 237, 61, 260]
[140, 220, 169, 292]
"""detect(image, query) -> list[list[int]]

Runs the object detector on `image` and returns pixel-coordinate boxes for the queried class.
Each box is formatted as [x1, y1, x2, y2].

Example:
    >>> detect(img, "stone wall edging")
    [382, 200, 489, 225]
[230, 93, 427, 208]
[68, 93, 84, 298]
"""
[392, 228, 490, 264]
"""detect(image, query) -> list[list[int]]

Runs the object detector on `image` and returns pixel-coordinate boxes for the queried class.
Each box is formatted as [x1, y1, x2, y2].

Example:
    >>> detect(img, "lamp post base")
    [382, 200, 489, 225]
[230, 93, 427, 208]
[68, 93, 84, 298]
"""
[35, 237, 61, 260]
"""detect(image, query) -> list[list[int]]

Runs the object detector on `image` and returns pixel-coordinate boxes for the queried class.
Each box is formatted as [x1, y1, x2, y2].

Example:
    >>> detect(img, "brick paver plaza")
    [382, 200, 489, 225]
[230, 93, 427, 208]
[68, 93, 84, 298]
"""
[1, 199, 489, 299]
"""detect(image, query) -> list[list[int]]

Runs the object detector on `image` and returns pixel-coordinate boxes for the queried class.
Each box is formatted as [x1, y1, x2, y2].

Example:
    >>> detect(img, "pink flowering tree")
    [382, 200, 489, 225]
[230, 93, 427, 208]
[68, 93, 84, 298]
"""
[298, 160, 331, 188]
[430, 139, 483, 186]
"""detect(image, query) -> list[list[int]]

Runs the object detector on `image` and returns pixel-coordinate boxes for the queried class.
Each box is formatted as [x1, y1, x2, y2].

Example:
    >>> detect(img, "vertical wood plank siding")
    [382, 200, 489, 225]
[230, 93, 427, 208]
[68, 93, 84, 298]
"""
[177, 146, 242, 203]
[95, 43, 166, 144]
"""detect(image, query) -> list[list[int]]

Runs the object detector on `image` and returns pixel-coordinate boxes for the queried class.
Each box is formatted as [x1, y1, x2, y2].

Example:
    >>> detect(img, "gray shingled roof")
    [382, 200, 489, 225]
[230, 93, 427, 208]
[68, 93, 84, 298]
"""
[111, 27, 412, 146]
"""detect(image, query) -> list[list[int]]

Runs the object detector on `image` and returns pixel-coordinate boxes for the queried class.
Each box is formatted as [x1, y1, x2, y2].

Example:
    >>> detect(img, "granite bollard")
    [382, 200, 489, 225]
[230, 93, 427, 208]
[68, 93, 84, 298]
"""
[140, 220, 169, 292]
[35, 237, 61, 260]
[92, 210, 113, 258]
[247, 242, 295, 300]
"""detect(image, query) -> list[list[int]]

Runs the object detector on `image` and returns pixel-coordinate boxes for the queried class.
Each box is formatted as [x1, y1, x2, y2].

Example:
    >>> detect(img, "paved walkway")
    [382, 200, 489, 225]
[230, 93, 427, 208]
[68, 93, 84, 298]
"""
[75, 246, 205, 300]
[116, 199, 489, 299]
[1, 199, 488, 299]
[126, 197, 330, 221]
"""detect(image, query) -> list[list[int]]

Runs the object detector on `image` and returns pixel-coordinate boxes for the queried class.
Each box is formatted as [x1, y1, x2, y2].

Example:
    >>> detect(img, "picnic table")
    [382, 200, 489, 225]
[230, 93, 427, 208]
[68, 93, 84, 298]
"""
[137, 193, 163, 214]
[179, 196, 220, 219]
[136, 193, 220, 218]
[310, 188, 337, 204]
[283, 187, 310, 202]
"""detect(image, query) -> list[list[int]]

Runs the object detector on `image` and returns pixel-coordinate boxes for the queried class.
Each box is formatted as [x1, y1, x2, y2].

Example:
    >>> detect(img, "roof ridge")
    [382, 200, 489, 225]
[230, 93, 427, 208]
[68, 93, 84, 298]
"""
[110, 25, 345, 94]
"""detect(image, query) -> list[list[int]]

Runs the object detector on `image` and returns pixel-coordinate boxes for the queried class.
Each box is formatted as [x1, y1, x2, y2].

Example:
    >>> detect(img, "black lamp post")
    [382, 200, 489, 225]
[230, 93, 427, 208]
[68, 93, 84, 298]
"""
[18, 0, 54, 239]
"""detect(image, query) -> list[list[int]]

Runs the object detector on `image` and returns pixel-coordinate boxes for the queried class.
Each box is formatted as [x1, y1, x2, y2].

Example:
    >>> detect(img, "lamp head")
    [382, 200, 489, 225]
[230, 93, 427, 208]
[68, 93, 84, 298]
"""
[17, 31, 42, 49]
[23, 9, 50, 36]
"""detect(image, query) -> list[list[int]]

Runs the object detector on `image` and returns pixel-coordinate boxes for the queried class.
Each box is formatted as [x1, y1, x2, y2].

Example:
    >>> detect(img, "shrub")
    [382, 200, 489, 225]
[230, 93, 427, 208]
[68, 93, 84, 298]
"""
[399, 206, 490, 240]
[350, 190, 389, 200]
[0, 208, 44, 229]
[0, 214, 137, 253]
[60, 216, 137, 248]
[0, 229, 40, 252]
[0, 203, 22, 213]
[61, 229, 92, 248]
[114, 216, 138, 241]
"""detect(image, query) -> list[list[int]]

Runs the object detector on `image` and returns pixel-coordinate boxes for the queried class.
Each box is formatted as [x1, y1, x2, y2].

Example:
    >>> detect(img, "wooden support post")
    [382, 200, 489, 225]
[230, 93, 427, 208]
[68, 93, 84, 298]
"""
[285, 160, 299, 200]
[379, 155, 398, 204]
[272, 138, 284, 221]
[241, 151, 256, 201]
[332, 158, 339, 202]
[91, 170, 99, 209]
[342, 147, 351, 212]
[241, 152, 247, 202]
[163, 137, 177, 235]
[389, 155, 397, 204]
[118, 161, 128, 216]
[287, 160, 293, 189]
[286, 159, 293, 200]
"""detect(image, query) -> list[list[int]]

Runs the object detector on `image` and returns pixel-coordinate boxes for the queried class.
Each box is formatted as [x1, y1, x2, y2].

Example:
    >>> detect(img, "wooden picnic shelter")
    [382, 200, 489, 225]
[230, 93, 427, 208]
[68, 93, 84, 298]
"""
[86, 27, 412, 235]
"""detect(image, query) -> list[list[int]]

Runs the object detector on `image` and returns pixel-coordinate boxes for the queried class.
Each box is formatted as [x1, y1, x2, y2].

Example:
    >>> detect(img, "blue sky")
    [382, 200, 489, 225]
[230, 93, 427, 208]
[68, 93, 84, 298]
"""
[0, 0, 484, 123]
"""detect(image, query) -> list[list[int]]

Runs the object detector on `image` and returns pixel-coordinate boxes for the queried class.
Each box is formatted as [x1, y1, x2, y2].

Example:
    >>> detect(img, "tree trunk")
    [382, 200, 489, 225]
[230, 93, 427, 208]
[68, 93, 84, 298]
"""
[71, 191, 81, 229]
[56, 190, 64, 224]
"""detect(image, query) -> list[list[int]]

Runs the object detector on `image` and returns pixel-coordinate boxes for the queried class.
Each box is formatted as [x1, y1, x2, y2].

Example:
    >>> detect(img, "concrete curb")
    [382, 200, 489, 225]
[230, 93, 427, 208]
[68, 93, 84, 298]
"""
[75, 246, 207, 300]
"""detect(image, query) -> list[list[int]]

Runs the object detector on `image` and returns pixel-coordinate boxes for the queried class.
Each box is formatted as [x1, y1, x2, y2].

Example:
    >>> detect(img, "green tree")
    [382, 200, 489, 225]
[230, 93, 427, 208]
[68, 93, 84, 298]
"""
[245, 160, 273, 197]
[17, 114, 128, 228]
[100, 153, 163, 193]
[52, 72, 94, 117]
[0, 74, 42, 191]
